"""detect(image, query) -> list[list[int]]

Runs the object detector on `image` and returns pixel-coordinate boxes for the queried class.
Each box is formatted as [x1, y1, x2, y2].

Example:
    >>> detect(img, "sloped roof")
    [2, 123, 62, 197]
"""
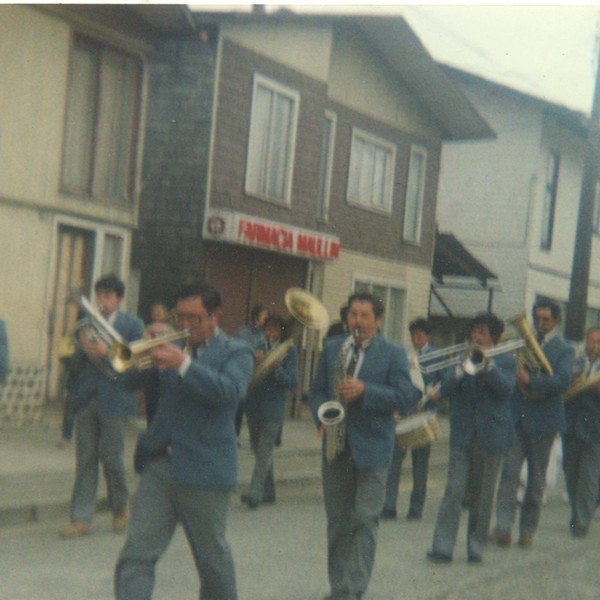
[189, 9, 495, 142]
[440, 64, 589, 139]
[433, 231, 497, 286]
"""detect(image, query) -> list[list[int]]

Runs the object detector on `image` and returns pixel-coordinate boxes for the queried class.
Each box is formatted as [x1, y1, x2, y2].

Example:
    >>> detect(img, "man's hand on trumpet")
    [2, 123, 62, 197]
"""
[151, 343, 187, 371]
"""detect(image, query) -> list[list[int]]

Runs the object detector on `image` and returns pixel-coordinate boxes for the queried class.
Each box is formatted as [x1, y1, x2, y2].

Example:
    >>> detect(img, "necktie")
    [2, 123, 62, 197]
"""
[346, 345, 360, 377]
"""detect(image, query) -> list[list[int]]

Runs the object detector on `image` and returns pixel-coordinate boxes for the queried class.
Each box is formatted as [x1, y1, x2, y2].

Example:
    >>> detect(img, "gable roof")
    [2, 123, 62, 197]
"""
[440, 64, 589, 139]
[190, 9, 495, 142]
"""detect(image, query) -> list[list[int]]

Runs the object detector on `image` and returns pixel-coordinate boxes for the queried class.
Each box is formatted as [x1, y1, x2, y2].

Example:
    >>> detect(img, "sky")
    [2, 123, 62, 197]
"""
[192, 2, 600, 114]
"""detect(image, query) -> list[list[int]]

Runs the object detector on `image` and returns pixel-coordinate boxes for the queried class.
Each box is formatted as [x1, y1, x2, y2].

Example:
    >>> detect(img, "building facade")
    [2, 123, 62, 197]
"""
[434, 66, 600, 339]
[133, 12, 492, 392]
[0, 5, 192, 414]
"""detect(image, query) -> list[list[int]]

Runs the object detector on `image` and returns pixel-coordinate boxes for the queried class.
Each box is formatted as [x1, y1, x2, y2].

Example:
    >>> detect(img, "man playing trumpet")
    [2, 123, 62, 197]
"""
[562, 327, 600, 537]
[426, 313, 517, 564]
[309, 292, 419, 600]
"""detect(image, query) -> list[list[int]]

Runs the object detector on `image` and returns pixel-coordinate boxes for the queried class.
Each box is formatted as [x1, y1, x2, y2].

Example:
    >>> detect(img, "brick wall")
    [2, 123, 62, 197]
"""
[132, 37, 217, 317]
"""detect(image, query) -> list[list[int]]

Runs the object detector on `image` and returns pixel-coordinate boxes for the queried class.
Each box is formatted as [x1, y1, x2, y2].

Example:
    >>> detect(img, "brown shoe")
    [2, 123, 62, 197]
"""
[112, 504, 130, 533]
[60, 522, 92, 538]
[489, 529, 511, 547]
[518, 533, 533, 548]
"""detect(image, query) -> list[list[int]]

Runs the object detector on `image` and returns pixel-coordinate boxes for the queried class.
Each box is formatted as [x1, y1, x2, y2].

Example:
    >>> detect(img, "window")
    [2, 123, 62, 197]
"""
[245, 74, 300, 205]
[61, 36, 141, 205]
[403, 145, 427, 244]
[593, 180, 600, 235]
[353, 279, 406, 343]
[347, 128, 396, 214]
[316, 111, 336, 221]
[540, 152, 560, 250]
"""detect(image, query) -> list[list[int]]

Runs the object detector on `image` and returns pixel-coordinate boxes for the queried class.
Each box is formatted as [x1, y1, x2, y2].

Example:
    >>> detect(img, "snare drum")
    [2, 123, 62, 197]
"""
[395, 412, 441, 450]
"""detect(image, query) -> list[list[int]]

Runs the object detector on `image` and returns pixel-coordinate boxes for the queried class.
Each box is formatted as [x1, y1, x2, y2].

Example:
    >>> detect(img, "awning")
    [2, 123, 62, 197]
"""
[433, 230, 497, 286]
[430, 230, 498, 317]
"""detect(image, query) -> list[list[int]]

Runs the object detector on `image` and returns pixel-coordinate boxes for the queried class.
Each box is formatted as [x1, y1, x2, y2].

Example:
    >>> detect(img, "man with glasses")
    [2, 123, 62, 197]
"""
[115, 282, 254, 600]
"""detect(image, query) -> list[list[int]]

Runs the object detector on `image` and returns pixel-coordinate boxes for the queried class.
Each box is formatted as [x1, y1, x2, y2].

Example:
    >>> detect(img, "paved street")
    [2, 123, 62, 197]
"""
[2, 470, 600, 599]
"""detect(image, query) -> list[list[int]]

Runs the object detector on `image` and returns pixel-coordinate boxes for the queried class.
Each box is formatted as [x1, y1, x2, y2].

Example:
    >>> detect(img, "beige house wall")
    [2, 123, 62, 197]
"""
[0, 5, 142, 373]
[322, 249, 431, 346]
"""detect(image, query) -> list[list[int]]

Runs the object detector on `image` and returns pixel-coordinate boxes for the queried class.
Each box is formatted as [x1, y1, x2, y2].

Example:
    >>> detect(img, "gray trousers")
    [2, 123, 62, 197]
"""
[432, 441, 502, 559]
[114, 458, 237, 600]
[383, 443, 431, 517]
[70, 399, 127, 524]
[562, 434, 600, 531]
[494, 425, 555, 537]
[322, 448, 386, 597]
[246, 414, 280, 502]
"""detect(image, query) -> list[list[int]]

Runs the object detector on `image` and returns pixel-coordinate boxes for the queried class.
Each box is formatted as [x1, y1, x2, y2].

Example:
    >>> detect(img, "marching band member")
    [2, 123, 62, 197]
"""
[241, 315, 299, 509]
[115, 283, 254, 600]
[426, 313, 516, 564]
[382, 317, 442, 521]
[562, 326, 600, 537]
[490, 299, 574, 548]
[309, 292, 419, 600]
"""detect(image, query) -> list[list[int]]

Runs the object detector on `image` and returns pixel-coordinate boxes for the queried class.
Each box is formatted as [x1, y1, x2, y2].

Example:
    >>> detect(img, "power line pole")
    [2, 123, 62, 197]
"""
[565, 44, 600, 341]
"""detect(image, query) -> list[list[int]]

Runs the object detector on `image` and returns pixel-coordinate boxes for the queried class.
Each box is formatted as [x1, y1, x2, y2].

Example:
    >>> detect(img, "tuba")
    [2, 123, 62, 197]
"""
[317, 328, 359, 464]
[248, 288, 330, 390]
[509, 312, 553, 399]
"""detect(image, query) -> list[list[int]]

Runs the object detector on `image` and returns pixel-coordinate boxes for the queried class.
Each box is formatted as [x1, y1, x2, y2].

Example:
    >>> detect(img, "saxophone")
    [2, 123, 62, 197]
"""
[317, 329, 360, 464]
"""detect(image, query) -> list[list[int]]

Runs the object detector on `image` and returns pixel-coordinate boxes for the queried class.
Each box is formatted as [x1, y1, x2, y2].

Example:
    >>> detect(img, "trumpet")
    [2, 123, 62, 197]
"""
[107, 329, 190, 373]
[418, 339, 526, 375]
[74, 295, 189, 375]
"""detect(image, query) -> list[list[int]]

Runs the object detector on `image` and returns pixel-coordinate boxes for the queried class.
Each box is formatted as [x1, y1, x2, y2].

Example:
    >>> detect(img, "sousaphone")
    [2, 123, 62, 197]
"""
[249, 288, 330, 389]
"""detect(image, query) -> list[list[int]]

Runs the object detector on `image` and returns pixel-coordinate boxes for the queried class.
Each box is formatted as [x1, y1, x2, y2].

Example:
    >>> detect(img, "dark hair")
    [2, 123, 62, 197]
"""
[533, 298, 561, 322]
[250, 304, 269, 323]
[347, 292, 384, 318]
[94, 275, 125, 298]
[409, 317, 432, 336]
[264, 315, 285, 332]
[340, 305, 349, 322]
[470, 312, 504, 343]
[176, 282, 222, 315]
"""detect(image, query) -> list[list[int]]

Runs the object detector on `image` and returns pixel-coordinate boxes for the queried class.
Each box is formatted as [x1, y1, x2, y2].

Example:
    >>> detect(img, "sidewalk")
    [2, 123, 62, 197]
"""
[0, 405, 450, 528]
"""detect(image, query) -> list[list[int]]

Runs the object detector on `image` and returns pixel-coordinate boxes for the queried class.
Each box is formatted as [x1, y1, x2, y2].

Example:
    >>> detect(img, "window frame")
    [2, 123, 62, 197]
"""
[60, 34, 142, 206]
[244, 73, 300, 206]
[403, 144, 428, 245]
[316, 110, 337, 222]
[540, 151, 560, 250]
[352, 275, 407, 344]
[346, 127, 396, 215]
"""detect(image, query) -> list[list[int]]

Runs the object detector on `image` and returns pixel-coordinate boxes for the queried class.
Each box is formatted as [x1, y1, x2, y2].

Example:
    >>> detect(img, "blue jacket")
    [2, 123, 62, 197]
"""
[564, 355, 600, 444]
[441, 352, 517, 452]
[245, 343, 299, 422]
[309, 333, 420, 471]
[68, 311, 145, 418]
[513, 335, 574, 436]
[135, 330, 254, 491]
